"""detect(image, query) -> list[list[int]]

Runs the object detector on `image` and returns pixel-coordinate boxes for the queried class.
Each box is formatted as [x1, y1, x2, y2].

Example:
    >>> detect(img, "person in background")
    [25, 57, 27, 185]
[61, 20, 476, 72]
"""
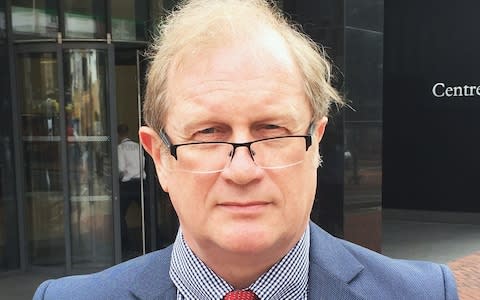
[33, 0, 458, 299]
[117, 123, 145, 256]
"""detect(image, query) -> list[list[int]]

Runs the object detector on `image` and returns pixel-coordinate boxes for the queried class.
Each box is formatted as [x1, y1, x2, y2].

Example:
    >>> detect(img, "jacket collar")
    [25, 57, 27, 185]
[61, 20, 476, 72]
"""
[129, 246, 177, 300]
[308, 221, 365, 299]
[129, 222, 366, 299]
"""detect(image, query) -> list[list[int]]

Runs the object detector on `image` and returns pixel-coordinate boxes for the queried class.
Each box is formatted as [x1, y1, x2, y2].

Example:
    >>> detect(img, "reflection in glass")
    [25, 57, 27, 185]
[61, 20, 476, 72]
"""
[112, 0, 147, 41]
[17, 52, 65, 266]
[64, 0, 106, 39]
[0, 1, 6, 40]
[0, 43, 19, 272]
[12, 0, 58, 39]
[343, 124, 382, 251]
[344, 125, 382, 209]
[115, 50, 144, 260]
[64, 49, 113, 268]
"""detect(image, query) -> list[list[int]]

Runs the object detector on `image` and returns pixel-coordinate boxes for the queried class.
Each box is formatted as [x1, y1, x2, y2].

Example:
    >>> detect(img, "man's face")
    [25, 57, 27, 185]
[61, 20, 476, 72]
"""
[143, 32, 327, 260]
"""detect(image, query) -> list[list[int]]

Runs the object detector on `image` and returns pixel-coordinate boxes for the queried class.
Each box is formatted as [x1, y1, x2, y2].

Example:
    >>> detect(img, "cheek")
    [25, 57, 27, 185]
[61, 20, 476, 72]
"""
[167, 174, 217, 219]
[280, 164, 317, 212]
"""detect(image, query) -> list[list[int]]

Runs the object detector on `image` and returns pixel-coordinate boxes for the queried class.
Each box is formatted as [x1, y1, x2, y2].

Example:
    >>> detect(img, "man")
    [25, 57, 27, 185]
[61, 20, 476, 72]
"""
[118, 124, 144, 186]
[34, 0, 458, 299]
[117, 124, 145, 256]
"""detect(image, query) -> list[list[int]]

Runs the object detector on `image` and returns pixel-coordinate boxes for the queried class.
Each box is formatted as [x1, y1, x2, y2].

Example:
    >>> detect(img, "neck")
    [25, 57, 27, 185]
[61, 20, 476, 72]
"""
[186, 237, 300, 289]
[207, 255, 273, 289]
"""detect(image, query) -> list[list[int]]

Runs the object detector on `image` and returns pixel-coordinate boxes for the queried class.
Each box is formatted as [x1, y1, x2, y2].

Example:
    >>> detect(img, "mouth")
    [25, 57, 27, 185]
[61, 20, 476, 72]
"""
[218, 201, 271, 213]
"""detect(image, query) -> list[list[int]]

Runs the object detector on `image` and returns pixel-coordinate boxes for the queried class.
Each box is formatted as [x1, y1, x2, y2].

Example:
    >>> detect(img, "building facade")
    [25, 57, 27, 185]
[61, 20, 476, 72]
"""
[384, 0, 480, 213]
[0, 0, 383, 277]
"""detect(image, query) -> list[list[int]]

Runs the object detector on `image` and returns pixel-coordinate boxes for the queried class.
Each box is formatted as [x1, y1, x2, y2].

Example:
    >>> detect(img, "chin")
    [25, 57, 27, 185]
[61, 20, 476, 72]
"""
[222, 238, 274, 255]
[217, 226, 280, 254]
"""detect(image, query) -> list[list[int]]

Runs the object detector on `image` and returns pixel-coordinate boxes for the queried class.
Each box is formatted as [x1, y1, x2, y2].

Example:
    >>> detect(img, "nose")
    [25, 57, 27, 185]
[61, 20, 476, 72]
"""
[221, 146, 262, 184]
[228, 144, 255, 162]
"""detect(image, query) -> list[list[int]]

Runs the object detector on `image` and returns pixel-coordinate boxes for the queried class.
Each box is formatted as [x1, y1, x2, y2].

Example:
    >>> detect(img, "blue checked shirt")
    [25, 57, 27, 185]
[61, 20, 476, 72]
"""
[170, 225, 310, 300]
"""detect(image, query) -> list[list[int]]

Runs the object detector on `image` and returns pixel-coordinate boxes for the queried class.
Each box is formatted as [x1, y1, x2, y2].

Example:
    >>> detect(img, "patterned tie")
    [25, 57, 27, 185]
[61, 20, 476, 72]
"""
[223, 290, 259, 300]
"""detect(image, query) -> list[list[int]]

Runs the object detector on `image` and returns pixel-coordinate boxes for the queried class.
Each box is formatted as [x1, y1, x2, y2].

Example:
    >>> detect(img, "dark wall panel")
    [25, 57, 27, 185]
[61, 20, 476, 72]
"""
[285, 1, 383, 250]
[384, 0, 480, 212]
[344, 0, 383, 252]
[283, 0, 345, 237]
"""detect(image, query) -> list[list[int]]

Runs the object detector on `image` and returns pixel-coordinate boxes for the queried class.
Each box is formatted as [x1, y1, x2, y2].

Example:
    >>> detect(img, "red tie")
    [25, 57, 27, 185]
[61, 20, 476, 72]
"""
[223, 290, 259, 300]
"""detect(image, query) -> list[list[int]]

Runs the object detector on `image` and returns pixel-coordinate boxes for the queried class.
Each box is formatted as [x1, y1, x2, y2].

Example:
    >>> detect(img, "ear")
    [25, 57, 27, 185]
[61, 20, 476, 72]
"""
[139, 126, 170, 193]
[314, 116, 328, 143]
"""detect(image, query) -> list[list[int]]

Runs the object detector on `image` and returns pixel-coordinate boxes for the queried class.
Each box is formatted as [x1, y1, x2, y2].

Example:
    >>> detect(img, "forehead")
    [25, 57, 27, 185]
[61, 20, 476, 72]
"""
[164, 29, 311, 127]
[171, 27, 299, 82]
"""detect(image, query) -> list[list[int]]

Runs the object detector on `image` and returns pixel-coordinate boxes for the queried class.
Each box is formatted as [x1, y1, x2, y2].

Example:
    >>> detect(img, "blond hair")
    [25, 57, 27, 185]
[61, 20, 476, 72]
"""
[144, 0, 343, 131]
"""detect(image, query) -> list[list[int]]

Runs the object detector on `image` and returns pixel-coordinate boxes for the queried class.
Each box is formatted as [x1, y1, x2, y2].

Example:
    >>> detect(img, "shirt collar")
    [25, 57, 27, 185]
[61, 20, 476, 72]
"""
[170, 225, 310, 299]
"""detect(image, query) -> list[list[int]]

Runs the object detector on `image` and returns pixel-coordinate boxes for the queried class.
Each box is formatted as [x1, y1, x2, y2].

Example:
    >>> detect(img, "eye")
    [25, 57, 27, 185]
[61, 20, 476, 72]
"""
[263, 124, 281, 130]
[260, 124, 285, 132]
[257, 124, 288, 138]
[198, 127, 216, 134]
[193, 126, 227, 141]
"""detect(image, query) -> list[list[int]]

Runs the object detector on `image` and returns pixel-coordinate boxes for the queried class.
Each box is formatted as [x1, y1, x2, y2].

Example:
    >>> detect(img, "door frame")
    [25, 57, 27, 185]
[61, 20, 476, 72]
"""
[113, 45, 155, 256]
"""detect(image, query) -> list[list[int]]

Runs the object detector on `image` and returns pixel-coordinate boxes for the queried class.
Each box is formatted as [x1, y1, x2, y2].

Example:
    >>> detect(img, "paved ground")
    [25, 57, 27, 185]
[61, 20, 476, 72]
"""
[0, 271, 59, 300]
[382, 210, 480, 300]
[448, 251, 480, 300]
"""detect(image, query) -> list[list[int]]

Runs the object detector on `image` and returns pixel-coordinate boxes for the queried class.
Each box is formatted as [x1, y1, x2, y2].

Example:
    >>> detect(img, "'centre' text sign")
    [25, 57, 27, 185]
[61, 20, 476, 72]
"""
[432, 83, 480, 98]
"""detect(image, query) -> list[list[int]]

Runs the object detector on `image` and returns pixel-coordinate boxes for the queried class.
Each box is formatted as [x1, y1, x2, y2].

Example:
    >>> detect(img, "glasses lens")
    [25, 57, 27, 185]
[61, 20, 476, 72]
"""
[173, 136, 307, 173]
[251, 136, 306, 168]
[175, 143, 232, 173]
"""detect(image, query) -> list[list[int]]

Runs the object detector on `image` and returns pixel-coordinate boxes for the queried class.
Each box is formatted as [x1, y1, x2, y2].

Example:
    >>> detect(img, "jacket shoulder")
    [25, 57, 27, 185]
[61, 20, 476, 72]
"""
[308, 222, 458, 300]
[339, 238, 458, 299]
[33, 246, 173, 300]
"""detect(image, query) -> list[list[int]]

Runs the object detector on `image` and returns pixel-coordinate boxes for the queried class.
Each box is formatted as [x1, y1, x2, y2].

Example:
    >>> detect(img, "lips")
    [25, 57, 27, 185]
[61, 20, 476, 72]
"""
[220, 201, 269, 207]
[218, 201, 271, 213]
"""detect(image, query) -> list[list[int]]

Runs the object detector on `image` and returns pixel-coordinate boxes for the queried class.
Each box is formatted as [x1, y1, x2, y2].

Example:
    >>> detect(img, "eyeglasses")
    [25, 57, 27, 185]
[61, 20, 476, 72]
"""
[159, 123, 315, 173]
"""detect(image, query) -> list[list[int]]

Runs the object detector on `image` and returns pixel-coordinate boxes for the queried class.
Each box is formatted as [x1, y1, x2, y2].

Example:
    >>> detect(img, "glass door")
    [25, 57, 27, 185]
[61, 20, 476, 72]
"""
[16, 46, 65, 267]
[63, 46, 114, 268]
[16, 43, 116, 271]
[114, 48, 146, 261]
[114, 47, 178, 258]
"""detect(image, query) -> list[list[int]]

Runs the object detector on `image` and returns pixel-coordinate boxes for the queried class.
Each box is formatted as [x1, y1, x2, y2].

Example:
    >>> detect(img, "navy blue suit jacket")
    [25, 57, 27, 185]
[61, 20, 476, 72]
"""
[33, 222, 458, 299]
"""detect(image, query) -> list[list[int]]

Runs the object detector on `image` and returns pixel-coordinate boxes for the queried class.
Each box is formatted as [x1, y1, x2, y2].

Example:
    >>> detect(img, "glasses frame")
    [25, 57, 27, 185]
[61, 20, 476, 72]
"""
[159, 123, 315, 163]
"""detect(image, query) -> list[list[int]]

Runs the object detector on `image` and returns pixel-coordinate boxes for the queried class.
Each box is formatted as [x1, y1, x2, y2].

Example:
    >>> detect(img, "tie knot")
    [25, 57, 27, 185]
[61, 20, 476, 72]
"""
[223, 290, 259, 300]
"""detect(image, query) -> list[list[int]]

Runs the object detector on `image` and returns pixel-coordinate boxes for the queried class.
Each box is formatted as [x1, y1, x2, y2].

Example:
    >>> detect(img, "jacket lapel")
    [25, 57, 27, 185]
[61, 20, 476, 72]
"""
[128, 246, 177, 299]
[308, 222, 365, 300]
[128, 224, 366, 299]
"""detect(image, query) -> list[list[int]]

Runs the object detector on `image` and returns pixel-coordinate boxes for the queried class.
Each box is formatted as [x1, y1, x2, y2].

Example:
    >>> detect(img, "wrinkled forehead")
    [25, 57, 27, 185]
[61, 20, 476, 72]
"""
[166, 26, 303, 96]
[160, 33, 310, 131]
[149, 20, 312, 132]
